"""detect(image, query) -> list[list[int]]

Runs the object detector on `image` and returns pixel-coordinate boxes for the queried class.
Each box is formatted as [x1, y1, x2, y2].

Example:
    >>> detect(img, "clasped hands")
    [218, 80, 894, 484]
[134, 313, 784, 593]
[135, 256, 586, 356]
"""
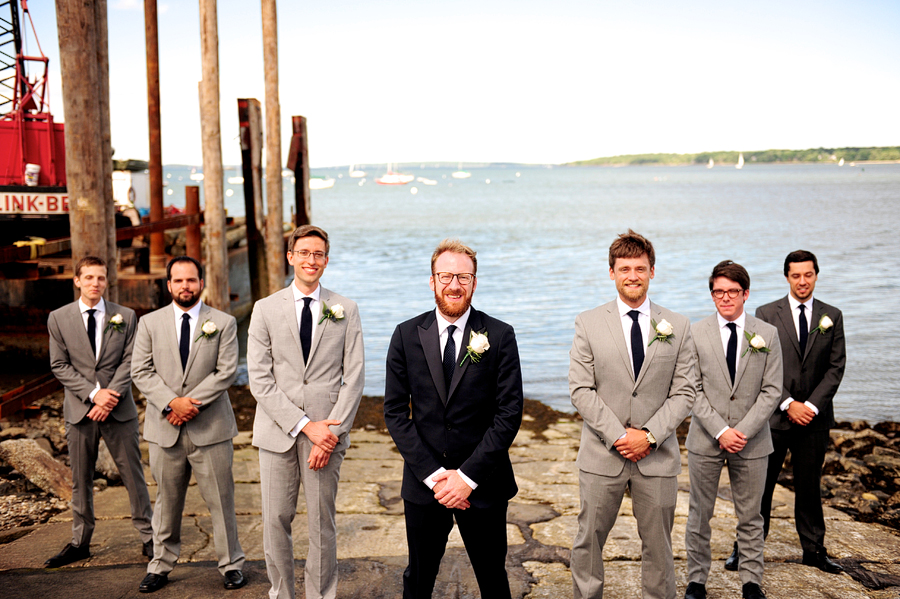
[166, 395, 202, 426]
[87, 388, 121, 421]
[303, 419, 341, 472]
[614, 428, 652, 462]
[432, 470, 472, 510]
[718, 427, 747, 453]
[786, 401, 815, 426]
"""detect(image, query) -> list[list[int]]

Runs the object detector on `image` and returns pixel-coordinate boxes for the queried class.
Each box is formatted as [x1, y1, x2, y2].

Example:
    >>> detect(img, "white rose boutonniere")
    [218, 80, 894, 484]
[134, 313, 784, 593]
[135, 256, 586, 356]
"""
[195, 319, 218, 341]
[104, 313, 125, 334]
[741, 331, 772, 357]
[648, 319, 675, 346]
[810, 314, 833, 336]
[319, 302, 345, 324]
[460, 330, 490, 367]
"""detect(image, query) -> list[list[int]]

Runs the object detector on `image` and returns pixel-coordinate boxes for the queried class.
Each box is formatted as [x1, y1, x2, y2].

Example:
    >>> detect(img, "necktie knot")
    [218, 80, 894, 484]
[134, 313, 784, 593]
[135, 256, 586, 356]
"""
[799, 304, 806, 313]
[182, 313, 190, 322]
[88, 309, 96, 316]
[727, 322, 737, 332]
[628, 310, 641, 322]
[303, 297, 313, 308]
[447, 324, 457, 337]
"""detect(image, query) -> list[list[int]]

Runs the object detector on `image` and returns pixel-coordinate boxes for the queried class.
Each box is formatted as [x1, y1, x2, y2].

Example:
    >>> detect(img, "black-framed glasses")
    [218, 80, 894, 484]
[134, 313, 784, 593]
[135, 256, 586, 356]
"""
[433, 272, 475, 285]
[291, 250, 327, 262]
[711, 289, 743, 299]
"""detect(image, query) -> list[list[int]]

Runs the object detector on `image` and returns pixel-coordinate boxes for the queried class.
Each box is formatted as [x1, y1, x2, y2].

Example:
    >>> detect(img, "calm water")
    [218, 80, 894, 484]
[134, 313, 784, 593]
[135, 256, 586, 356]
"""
[164, 163, 900, 422]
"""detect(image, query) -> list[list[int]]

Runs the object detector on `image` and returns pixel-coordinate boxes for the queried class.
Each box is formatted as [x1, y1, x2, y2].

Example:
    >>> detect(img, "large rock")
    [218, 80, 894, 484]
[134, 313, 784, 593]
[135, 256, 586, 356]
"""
[834, 429, 889, 458]
[0, 439, 73, 501]
[864, 449, 900, 479]
[94, 439, 120, 483]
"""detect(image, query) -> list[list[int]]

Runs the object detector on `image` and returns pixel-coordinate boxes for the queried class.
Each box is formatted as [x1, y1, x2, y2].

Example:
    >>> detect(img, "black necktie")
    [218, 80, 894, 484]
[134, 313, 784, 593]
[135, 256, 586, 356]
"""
[300, 297, 313, 364]
[87, 309, 97, 357]
[798, 303, 809, 356]
[443, 324, 457, 392]
[180, 313, 190, 370]
[628, 310, 644, 378]
[726, 322, 737, 385]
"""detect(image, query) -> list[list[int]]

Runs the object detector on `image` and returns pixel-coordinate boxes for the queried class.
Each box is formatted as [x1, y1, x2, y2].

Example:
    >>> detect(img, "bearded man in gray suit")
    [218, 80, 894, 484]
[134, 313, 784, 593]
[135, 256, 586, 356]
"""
[45, 256, 153, 568]
[569, 230, 697, 599]
[248, 225, 364, 599]
[131, 256, 245, 593]
[683, 261, 782, 599]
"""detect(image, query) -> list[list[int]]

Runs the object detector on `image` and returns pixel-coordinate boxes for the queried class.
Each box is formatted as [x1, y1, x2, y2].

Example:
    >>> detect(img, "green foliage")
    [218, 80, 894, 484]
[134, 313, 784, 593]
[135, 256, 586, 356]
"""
[567, 147, 900, 166]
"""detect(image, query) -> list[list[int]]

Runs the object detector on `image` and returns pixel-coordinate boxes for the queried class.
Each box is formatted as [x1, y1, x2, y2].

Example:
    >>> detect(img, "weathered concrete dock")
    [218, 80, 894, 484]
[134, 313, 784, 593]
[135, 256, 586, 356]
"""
[1, 416, 899, 598]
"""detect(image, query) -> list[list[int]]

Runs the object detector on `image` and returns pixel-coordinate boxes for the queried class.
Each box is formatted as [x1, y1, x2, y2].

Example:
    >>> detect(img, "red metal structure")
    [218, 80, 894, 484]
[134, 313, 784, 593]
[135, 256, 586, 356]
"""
[0, 0, 65, 187]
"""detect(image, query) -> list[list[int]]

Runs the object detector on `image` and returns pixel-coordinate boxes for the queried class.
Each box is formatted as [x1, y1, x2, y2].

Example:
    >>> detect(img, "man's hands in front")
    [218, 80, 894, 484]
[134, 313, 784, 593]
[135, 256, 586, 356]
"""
[786, 401, 815, 426]
[87, 388, 122, 421]
[719, 427, 748, 453]
[614, 428, 652, 462]
[432, 470, 472, 510]
[167, 396, 202, 426]
[303, 420, 341, 471]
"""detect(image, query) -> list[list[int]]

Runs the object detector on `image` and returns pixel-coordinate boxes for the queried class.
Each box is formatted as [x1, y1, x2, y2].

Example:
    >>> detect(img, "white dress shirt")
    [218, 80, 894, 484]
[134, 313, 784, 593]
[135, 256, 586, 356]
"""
[288, 283, 322, 437]
[79, 297, 106, 400]
[425, 307, 478, 492]
[173, 299, 202, 351]
[782, 295, 819, 415]
[713, 311, 746, 439]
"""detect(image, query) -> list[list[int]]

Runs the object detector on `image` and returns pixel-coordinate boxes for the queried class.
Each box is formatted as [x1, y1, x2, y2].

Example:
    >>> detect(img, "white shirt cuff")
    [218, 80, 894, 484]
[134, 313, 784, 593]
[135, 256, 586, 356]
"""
[89, 382, 101, 402]
[423, 467, 446, 490]
[714, 426, 729, 440]
[780, 397, 794, 411]
[457, 469, 478, 490]
[804, 401, 819, 415]
[290, 416, 310, 438]
[617, 432, 627, 440]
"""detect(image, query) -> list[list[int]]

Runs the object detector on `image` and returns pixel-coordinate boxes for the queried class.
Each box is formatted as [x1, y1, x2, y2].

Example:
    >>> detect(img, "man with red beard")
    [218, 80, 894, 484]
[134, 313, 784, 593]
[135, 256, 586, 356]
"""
[384, 238, 524, 599]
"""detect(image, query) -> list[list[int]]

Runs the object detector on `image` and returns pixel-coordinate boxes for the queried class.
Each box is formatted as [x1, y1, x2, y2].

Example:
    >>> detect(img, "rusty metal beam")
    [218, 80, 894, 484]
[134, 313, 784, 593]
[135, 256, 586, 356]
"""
[0, 373, 61, 418]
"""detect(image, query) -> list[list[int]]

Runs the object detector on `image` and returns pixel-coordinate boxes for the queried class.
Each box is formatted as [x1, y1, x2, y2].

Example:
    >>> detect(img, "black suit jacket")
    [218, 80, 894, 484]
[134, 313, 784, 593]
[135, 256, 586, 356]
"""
[384, 308, 523, 508]
[756, 296, 845, 431]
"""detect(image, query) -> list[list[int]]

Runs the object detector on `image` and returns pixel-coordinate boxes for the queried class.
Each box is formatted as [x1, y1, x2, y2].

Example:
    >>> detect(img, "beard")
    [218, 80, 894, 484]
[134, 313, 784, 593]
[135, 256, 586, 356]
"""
[617, 280, 648, 304]
[434, 287, 472, 319]
[173, 290, 200, 308]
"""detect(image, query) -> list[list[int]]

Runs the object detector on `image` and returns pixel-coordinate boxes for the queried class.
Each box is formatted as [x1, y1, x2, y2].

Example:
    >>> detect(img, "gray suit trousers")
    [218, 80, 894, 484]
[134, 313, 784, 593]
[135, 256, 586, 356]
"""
[67, 416, 152, 548]
[260, 437, 345, 599]
[147, 431, 245, 575]
[686, 451, 767, 585]
[573, 463, 678, 599]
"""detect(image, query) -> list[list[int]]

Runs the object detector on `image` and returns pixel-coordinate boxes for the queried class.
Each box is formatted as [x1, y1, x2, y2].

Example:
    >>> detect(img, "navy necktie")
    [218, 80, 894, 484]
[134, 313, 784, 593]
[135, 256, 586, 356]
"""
[629, 310, 644, 378]
[799, 304, 808, 356]
[443, 324, 457, 392]
[180, 313, 190, 370]
[87, 309, 97, 357]
[726, 322, 737, 385]
[300, 297, 313, 364]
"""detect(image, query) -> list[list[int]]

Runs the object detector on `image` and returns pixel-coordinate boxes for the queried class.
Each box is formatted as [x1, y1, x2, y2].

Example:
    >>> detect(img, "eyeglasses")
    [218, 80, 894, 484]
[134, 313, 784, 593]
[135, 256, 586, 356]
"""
[433, 272, 475, 285]
[291, 250, 327, 262]
[711, 289, 743, 299]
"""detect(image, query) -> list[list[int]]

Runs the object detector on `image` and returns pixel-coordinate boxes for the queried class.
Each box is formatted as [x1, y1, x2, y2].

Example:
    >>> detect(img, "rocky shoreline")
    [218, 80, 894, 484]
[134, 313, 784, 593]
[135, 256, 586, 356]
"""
[1, 386, 899, 534]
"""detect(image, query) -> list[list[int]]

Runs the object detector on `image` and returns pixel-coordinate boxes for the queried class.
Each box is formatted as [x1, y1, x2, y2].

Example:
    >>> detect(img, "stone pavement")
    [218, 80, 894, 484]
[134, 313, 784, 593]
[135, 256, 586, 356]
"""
[1, 417, 899, 598]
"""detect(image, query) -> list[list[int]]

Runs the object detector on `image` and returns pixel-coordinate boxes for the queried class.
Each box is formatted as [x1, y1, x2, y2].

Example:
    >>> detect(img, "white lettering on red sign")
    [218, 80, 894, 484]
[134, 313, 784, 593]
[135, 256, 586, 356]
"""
[1, 194, 70, 214]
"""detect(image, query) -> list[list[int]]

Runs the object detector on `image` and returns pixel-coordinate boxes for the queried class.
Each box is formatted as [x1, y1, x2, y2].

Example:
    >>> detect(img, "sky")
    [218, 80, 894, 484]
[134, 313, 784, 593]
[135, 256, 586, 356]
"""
[20, 0, 900, 167]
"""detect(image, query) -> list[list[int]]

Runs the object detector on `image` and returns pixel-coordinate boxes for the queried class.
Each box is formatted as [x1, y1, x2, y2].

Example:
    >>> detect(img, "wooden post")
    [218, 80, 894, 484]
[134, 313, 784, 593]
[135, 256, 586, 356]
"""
[55, 0, 116, 297]
[238, 98, 268, 302]
[286, 115, 310, 226]
[198, 0, 229, 310]
[144, 0, 165, 271]
[261, 0, 284, 293]
[185, 186, 201, 261]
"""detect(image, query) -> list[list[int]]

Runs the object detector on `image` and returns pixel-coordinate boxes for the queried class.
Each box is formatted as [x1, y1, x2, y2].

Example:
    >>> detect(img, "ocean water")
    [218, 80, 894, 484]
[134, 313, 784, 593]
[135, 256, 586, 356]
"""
[163, 163, 900, 422]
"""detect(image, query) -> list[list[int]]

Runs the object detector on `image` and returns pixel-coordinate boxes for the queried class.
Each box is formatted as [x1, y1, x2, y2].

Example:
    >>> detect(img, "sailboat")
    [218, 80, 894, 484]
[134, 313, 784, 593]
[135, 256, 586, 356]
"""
[349, 164, 366, 178]
[451, 162, 471, 179]
[838, 158, 845, 167]
[376, 163, 414, 185]
[707, 158, 714, 169]
[735, 153, 744, 170]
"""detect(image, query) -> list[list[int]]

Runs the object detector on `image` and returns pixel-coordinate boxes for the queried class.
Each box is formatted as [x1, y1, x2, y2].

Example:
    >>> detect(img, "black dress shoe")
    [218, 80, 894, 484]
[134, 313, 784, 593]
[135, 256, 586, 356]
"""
[139, 573, 169, 593]
[684, 581, 707, 599]
[724, 541, 739, 571]
[44, 543, 91, 568]
[802, 550, 844, 574]
[224, 569, 247, 590]
[142, 540, 154, 560]
[742, 582, 767, 599]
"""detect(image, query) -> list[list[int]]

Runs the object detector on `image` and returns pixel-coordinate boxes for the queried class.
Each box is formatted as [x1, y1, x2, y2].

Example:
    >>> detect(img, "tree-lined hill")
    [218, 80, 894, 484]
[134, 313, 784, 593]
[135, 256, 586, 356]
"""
[567, 147, 900, 166]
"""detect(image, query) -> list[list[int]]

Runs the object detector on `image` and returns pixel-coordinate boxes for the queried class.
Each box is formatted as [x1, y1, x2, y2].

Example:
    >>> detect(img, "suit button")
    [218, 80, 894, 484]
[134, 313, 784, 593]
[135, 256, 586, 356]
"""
[303, 379, 308, 385]
[731, 396, 736, 401]
[446, 424, 452, 431]
[442, 451, 448, 458]
[632, 392, 637, 397]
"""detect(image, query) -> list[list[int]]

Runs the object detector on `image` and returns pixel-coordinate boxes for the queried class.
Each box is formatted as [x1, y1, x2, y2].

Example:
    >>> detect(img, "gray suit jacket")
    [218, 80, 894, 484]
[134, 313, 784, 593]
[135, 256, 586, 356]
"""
[570, 300, 697, 477]
[48, 300, 139, 424]
[685, 313, 783, 459]
[247, 285, 365, 454]
[132, 302, 239, 448]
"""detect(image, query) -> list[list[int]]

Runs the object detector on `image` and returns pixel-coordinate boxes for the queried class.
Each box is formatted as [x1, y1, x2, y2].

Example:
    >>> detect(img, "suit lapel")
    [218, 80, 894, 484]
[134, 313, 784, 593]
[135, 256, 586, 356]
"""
[603, 304, 634, 381]
[96, 301, 118, 364]
[183, 304, 209, 378]
[804, 299, 826, 362]
[704, 317, 732, 387]
[417, 312, 447, 405]
[447, 311, 479, 402]
[635, 303, 664, 388]
[280, 287, 304, 368]
[307, 286, 329, 364]
[775, 298, 801, 360]
[733, 318, 752, 390]
[68, 303, 96, 363]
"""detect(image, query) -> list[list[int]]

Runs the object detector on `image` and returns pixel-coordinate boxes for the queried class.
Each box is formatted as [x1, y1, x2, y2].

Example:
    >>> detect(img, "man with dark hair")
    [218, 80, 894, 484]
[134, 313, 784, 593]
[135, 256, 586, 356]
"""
[569, 230, 697, 599]
[384, 238, 523, 599]
[248, 225, 365, 599]
[748, 250, 846, 573]
[683, 261, 782, 599]
[132, 257, 245, 592]
[45, 256, 153, 568]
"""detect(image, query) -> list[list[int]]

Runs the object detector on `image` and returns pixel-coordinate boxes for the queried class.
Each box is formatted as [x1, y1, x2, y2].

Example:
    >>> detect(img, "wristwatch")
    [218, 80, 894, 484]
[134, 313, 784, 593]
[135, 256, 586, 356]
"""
[643, 428, 657, 449]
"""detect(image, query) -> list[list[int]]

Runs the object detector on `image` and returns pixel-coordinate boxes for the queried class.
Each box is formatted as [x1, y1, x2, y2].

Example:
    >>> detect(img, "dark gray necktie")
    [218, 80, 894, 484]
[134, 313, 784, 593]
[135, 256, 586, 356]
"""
[726, 322, 737, 385]
[628, 310, 644, 378]
[798, 304, 808, 356]
[300, 297, 313, 364]
[87, 309, 97, 357]
[443, 324, 457, 392]
[180, 313, 190, 370]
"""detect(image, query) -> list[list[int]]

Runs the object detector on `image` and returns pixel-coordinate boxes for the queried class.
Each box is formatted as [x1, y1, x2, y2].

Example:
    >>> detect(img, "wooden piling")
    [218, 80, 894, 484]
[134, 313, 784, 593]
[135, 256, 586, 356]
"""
[287, 115, 310, 226]
[185, 186, 201, 261]
[238, 98, 268, 302]
[261, 0, 285, 293]
[144, 0, 165, 271]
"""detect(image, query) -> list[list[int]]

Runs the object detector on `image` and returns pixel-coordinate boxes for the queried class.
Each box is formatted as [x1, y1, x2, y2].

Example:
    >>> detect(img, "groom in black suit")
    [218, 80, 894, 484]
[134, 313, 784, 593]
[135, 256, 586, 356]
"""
[384, 238, 524, 599]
